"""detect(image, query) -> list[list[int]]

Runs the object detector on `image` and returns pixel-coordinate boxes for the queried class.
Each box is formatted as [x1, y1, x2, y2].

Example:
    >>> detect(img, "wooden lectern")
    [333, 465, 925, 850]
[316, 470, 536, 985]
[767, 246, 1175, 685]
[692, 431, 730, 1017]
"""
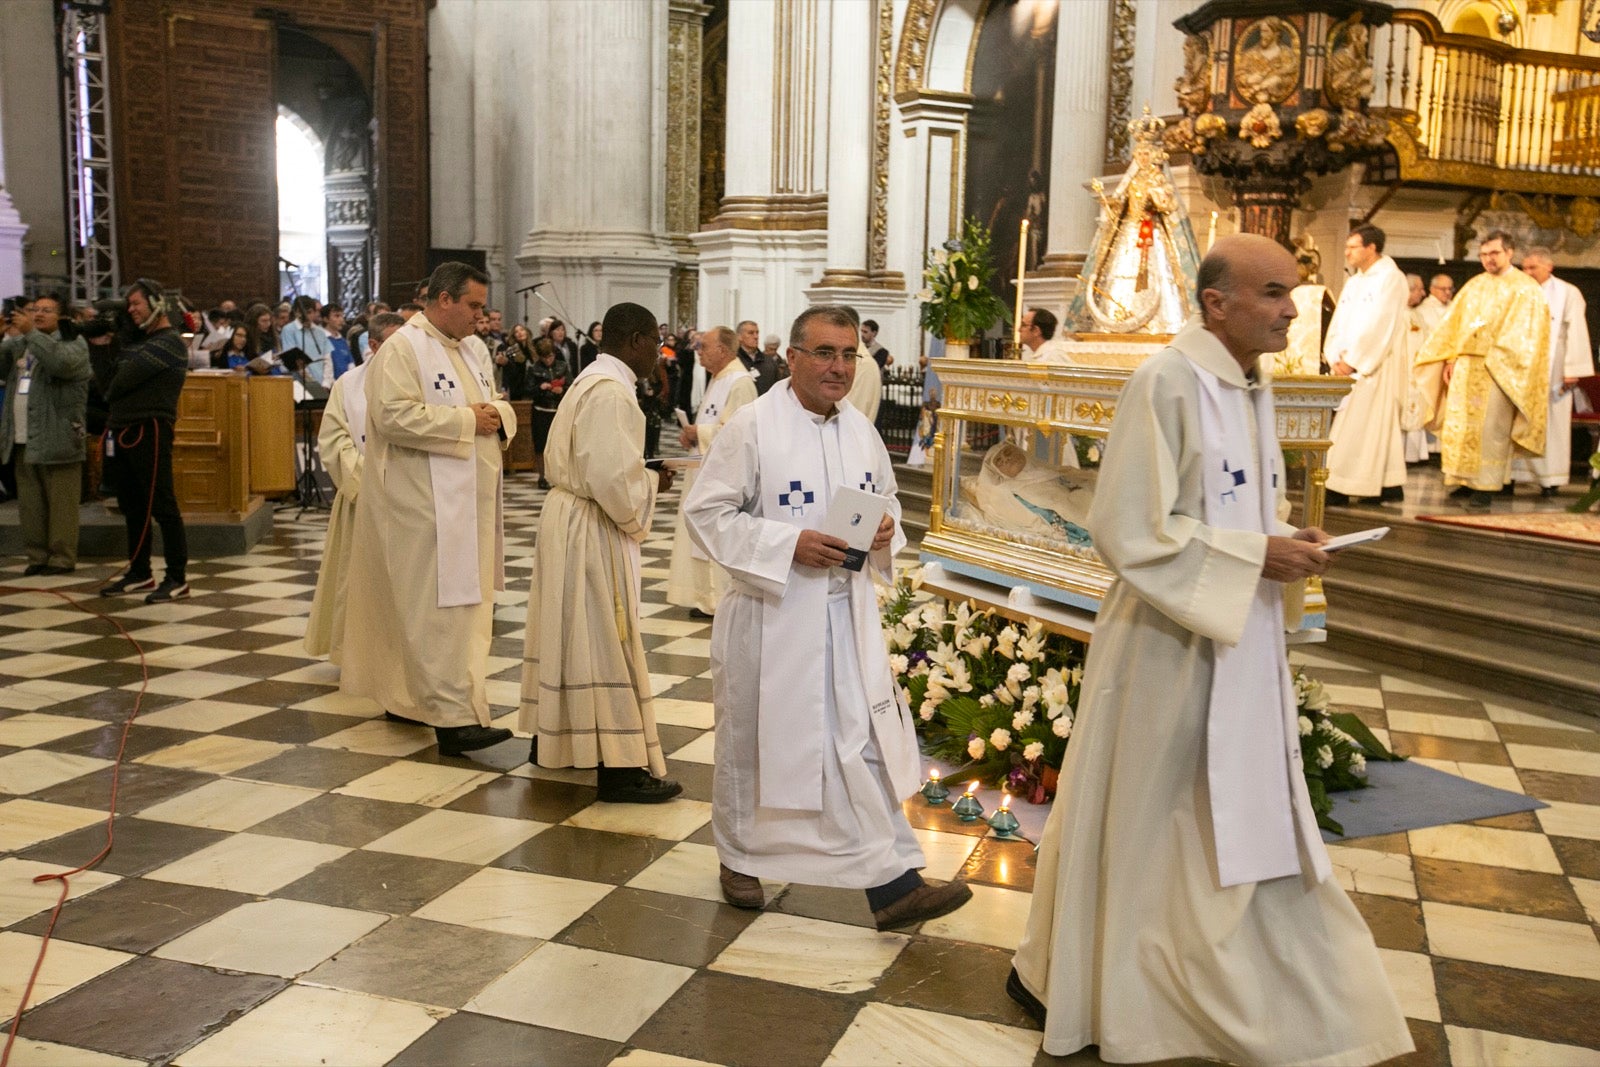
[172, 372, 295, 518]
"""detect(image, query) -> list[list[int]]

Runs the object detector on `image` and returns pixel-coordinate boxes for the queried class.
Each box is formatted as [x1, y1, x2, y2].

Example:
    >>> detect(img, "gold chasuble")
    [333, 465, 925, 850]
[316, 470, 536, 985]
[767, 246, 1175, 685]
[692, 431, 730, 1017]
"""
[1412, 268, 1550, 490]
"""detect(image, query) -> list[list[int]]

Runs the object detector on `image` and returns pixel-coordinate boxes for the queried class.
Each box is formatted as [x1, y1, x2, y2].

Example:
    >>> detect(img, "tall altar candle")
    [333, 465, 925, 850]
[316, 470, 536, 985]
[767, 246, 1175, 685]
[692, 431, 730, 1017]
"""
[1013, 218, 1029, 348]
[1207, 211, 1218, 253]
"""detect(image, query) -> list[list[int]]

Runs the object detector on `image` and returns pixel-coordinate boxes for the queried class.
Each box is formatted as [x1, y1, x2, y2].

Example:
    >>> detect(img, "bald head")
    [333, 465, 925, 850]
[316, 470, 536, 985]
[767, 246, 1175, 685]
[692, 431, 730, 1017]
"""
[1196, 234, 1300, 371]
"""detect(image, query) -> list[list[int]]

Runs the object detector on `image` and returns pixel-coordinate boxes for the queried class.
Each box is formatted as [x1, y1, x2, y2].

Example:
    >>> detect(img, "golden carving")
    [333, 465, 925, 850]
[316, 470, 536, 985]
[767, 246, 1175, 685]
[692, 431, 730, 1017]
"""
[1239, 101, 1282, 148]
[1323, 13, 1373, 112]
[985, 392, 1031, 413]
[1074, 400, 1115, 424]
[1295, 108, 1330, 138]
[1232, 16, 1301, 106]
[1175, 32, 1212, 116]
[893, 0, 937, 100]
[1106, 0, 1137, 165]
[1377, 119, 1600, 200]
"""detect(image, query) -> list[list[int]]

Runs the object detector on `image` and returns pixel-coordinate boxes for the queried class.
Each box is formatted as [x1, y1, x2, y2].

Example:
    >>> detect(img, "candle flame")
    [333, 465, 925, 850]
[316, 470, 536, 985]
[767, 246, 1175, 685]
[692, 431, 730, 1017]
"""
[928, 768, 938, 779]
[966, 781, 979, 795]
[1000, 793, 1013, 811]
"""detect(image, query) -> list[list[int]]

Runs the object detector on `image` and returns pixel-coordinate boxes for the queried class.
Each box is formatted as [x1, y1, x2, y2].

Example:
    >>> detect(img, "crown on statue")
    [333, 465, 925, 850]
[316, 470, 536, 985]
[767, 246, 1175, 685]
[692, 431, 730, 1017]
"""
[1127, 105, 1168, 164]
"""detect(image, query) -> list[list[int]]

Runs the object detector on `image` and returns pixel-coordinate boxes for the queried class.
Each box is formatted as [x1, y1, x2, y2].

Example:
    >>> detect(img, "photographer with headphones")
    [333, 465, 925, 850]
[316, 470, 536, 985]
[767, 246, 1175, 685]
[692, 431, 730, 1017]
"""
[88, 279, 191, 603]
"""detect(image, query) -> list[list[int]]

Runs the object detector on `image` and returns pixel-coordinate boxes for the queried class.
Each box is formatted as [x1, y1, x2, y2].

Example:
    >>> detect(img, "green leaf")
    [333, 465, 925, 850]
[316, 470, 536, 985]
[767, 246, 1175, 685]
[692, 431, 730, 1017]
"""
[1330, 712, 1404, 762]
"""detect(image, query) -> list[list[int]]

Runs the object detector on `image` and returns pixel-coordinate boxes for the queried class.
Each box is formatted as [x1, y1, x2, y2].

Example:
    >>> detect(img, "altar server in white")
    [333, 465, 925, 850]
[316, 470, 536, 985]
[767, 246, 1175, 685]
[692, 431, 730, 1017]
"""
[666, 325, 758, 618]
[684, 305, 972, 930]
[305, 311, 403, 660]
[520, 302, 681, 804]
[1009, 235, 1412, 1065]
[1325, 225, 1412, 505]
[339, 264, 518, 758]
[1514, 248, 1593, 494]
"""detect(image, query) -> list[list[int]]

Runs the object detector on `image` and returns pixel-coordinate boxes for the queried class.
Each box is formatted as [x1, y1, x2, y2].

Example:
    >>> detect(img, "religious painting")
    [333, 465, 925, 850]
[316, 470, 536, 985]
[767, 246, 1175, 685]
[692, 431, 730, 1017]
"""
[963, 0, 1058, 323]
[1231, 15, 1301, 105]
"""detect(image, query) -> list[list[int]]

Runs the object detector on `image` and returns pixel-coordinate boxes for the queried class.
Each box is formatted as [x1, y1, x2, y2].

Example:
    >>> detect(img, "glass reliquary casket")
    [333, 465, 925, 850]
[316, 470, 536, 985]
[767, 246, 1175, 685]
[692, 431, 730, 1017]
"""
[917, 344, 1352, 639]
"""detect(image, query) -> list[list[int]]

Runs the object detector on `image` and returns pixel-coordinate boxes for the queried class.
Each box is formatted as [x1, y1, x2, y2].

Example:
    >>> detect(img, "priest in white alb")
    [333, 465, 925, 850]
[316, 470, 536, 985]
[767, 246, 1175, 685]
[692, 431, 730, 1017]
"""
[305, 311, 403, 661]
[1513, 248, 1594, 495]
[520, 302, 681, 803]
[1008, 236, 1413, 1066]
[1324, 224, 1412, 505]
[338, 264, 517, 758]
[684, 305, 973, 930]
[666, 325, 758, 619]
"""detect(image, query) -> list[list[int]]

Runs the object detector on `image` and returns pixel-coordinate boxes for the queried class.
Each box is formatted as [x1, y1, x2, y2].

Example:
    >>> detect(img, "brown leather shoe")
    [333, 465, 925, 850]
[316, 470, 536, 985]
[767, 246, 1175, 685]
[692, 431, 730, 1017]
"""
[719, 864, 764, 909]
[872, 879, 973, 931]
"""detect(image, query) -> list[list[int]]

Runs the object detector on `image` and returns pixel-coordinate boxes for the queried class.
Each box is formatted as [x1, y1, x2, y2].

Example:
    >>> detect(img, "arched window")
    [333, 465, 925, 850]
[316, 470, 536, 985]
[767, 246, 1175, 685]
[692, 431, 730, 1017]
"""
[277, 107, 327, 301]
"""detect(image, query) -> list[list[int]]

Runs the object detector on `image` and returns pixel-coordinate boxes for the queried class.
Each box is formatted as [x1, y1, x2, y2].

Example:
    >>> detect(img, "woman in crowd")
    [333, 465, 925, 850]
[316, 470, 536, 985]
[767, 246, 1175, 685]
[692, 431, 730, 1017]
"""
[547, 318, 579, 371]
[499, 322, 536, 400]
[526, 336, 568, 491]
[576, 321, 600, 376]
[217, 325, 255, 371]
[242, 304, 282, 374]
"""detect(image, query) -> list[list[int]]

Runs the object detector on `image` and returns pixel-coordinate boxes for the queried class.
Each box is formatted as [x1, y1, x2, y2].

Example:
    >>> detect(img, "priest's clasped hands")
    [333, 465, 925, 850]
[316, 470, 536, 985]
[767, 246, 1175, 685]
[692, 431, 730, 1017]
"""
[792, 514, 895, 569]
[1262, 527, 1332, 582]
[471, 402, 501, 436]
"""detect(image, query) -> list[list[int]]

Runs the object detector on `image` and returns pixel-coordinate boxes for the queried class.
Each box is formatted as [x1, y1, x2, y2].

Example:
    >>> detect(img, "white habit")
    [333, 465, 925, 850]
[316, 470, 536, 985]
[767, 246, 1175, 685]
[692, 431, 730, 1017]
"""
[1011, 323, 1412, 1065]
[1514, 275, 1593, 488]
[1025, 336, 1075, 365]
[1325, 255, 1411, 497]
[520, 353, 668, 776]
[1402, 304, 1433, 463]
[339, 316, 515, 727]
[666, 359, 758, 614]
[305, 361, 368, 660]
[844, 349, 882, 422]
[684, 381, 924, 888]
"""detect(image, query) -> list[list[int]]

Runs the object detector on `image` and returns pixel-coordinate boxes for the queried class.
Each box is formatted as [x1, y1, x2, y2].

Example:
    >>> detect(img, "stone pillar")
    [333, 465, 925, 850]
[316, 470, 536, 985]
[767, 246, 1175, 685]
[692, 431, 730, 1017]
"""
[695, 0, 829, 337]
[667, 0, 712, 330]
[515, 0, 677, 327]
[0, 41, 28, 296]
[1023, 0, 1112, 322]
[815, 0, 870, 289]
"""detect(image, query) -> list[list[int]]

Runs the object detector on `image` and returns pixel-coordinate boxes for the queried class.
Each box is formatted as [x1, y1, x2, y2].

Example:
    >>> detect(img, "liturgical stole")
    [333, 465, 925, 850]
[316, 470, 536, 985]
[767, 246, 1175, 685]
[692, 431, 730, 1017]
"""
[1193, 363, 1331, 888]
[401, 320, 495, 608]
[341, 361, 371, 456]
[752, 382, 922, 811]
[687, 365, 745, 562]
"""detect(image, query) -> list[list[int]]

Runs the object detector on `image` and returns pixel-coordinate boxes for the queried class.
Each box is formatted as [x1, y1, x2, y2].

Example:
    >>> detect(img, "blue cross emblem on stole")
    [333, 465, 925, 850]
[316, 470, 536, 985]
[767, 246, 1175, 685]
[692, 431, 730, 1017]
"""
[777, 479, 815, 516]
[1220, 459, 1247, 504]
[859, 471, 877, 493]
[703, 402, 719, 419]
[432, 372, 457, 394]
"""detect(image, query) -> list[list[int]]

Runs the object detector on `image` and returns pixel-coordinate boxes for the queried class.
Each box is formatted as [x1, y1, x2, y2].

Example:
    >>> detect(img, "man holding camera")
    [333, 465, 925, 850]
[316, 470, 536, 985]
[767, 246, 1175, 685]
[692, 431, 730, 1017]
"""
[2, 295, 91, 575]
[88, 280, 191, 602]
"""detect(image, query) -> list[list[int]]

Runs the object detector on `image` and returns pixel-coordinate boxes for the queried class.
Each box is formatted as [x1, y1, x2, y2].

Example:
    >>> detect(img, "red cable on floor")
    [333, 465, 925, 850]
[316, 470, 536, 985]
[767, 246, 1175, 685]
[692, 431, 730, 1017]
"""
[0, 585, 152, 1067]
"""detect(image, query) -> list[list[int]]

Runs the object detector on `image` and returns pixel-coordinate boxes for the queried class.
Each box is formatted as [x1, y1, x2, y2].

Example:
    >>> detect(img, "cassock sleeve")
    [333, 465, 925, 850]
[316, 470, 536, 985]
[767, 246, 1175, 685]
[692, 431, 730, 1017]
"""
[572, 382, 654, 539]
[683, 406, 801, 599]
[1087, 358, 1267, 646]
[1563, 286, 1593, 380]
[368, 334, 475, 458]
[1334, 272, 1407, 378]
[318, 380, 362, 497]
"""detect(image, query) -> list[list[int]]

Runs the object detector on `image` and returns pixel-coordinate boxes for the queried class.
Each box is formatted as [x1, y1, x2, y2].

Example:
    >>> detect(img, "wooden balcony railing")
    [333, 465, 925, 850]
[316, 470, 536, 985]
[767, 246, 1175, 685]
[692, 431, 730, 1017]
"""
[1367, 9, 1600, 192]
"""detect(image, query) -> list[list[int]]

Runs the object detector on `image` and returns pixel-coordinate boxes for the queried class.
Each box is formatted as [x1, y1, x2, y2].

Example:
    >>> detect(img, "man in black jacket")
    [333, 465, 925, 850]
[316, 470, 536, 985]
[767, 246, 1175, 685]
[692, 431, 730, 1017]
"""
[89, 280, 190, 603]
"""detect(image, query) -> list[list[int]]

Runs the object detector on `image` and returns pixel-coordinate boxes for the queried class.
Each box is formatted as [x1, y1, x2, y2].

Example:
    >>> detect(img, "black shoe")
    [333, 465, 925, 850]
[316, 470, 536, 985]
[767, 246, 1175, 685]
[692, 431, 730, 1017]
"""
[1541, 486, 1559, 498]
[537, 477, 551, 491]
[22, 563, 47, 576]
[39, 565, 76, 575]
[100, 573, 156, 597]
[1499, 483, 1516, 497]
[527, 736, 539, 765]
[688, 608, 714, 620]
[1379, 485, 1405, 503]
[1449, 485, 1474, 499]
[1467, 491, 1492, 510]
[1324, 490, 1351, 507]
[435, 724, 513, 756]
[384, 710, 425, 725]
[596, 766, 683, 804]
[145, 579, 190, 603]
[1006, 968, 1047, 1026]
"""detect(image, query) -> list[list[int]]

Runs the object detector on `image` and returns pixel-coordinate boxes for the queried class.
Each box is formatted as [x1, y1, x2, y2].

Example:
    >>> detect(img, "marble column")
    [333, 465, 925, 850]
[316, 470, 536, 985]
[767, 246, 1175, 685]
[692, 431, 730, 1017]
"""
[1024, 0, 1112, 321]
[512, 0, 677, 327]
[694, 0, 829, 337]
[0, 33, 30, 296]
[666, 0, 713, 330]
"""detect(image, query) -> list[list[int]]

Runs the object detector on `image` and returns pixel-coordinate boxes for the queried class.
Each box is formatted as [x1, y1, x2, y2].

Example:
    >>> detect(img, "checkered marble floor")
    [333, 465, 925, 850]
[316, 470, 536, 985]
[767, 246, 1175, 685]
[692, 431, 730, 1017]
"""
[0, 474, 1597, 1067]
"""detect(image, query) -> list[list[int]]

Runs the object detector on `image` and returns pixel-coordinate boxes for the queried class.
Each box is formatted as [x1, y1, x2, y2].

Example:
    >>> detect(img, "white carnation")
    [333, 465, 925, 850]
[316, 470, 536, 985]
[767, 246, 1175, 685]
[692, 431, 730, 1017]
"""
[1006, 662, 1032, 686]
[1012, 708, 1034, 731]
[1350, 752, 1367, 774]
[919, 703, 936, 721]
[1052, 715, 1072, 738]
[979, 694, 996, 708]
[968, 736, 986, 759]
[1022, 685, 1041, 711]
[1023, 741, 1044, 761]
[888, 654, 908, 676]
[1316, 744, 1334, 770]
[989, 728, 1012, 751]
[1298, 715, 1314, 737]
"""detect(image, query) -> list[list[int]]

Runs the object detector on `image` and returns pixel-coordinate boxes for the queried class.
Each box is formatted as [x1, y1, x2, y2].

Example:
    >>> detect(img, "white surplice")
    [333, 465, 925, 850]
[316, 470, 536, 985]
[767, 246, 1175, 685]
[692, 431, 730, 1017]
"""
[1514, 275, 1594, 487]
[305, 362, 368, 660]
[338, 315, 516, 727]
[1325, 255, 1411, 497]
[1011, 323, 1412, 1065]
[684, 381, 924, 888]
[666, 359, 758, 614]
